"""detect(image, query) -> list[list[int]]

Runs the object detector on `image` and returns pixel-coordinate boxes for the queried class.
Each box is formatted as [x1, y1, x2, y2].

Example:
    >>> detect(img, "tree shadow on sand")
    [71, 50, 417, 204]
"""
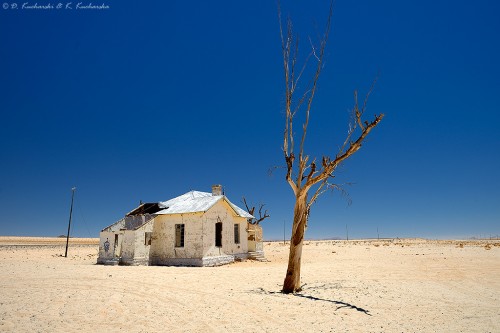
[252, 287, 372, 316]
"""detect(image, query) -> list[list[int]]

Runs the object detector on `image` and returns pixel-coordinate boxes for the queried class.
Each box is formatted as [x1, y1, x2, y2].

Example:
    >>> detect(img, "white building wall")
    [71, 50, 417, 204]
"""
[118, 221, 154, 265]
[202, 199, 248, 258]
[149, 212, 205, 266]
[149, 199, 249, 266]
[133, 220, 154, 264]
[97, 230, 124, 263]
[97, 220, 154, 265]
[120, 230, 136, 261]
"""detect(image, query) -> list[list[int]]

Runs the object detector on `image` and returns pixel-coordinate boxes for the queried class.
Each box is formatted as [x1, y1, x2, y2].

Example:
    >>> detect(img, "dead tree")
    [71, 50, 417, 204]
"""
[242, 197, 270, 225]
[279, 3, 384, 293]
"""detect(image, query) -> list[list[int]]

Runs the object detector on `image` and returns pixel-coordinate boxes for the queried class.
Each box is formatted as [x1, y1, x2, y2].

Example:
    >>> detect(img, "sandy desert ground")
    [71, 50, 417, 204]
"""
[0, 237, 499, 333]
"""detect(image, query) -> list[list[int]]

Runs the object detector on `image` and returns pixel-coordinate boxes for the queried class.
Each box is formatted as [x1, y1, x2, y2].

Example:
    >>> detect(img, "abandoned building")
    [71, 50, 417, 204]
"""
[97, 185, 264, 266]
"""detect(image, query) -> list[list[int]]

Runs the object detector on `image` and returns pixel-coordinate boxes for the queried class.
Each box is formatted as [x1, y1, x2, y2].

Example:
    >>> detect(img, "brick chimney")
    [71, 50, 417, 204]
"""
[212, 184, 223, 196]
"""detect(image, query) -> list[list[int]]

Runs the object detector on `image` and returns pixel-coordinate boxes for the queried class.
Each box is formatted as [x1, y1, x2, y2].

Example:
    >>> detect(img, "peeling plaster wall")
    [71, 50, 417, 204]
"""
[149, 199, 249, 266]
[120, 221, 154, 265]
[97, 231, 124, 263]
[132, 221, 154, 264]
[119, 230, 136, 262]
[247, 223, 264, 252]
[202, 199, 248, 257]
[149, 212, 205, 265]
[97, 220, 154, 265]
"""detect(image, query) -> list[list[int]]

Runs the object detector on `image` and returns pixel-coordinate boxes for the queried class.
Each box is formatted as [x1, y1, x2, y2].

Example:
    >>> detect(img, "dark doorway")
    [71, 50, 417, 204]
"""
[215, 222, 222, 247]
[114, 234, 120, 257]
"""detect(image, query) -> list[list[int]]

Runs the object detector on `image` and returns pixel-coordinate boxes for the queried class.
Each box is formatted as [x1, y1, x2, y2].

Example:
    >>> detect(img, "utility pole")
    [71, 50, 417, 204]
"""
[346, 224, 349, 241]
[65, 187, 76, 258]
[377, 227, 380, 240]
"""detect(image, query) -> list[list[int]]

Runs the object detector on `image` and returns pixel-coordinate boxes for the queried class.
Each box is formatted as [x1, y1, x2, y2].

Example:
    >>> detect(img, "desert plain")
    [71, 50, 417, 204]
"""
[0, 237, 499, 333]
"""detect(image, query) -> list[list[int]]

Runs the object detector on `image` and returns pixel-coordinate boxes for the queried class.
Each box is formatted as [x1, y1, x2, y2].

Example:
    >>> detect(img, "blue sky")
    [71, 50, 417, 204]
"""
[1, 1, 499, 240]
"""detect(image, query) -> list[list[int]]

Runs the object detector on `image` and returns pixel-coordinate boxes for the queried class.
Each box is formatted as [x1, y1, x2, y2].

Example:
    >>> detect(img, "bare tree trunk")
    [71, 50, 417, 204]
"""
[278, 1, 383, 294]
[283, 192, 308, 293]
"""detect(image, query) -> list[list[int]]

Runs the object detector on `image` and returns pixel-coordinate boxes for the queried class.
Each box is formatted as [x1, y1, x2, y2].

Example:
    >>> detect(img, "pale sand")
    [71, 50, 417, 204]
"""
[1, 237, 499, 332]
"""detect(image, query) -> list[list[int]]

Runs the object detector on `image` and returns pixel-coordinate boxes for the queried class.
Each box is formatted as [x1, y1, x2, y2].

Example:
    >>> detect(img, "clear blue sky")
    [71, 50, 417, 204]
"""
[1, 1, 499, 240]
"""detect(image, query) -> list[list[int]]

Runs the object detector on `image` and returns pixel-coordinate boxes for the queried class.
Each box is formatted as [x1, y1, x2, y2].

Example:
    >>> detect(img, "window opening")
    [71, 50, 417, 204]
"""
[145, 232, 152, 246]
[175, 224, 185, 247]
[234, 224, 240, 244]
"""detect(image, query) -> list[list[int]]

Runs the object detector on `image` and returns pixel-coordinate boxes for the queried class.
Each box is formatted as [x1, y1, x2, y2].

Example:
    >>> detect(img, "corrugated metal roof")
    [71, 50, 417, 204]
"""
[227, 200, 254, 218]
[156, 190, 254, 218]
[158, 191, 212, 208]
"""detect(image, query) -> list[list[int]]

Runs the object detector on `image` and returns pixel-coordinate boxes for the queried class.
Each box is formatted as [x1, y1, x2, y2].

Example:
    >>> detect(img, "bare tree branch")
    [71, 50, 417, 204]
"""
[242, 197, 255, 217]
[242, 197, 270, 225]
[308, 180, 354, 211]
[256, 204, 270, 224]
